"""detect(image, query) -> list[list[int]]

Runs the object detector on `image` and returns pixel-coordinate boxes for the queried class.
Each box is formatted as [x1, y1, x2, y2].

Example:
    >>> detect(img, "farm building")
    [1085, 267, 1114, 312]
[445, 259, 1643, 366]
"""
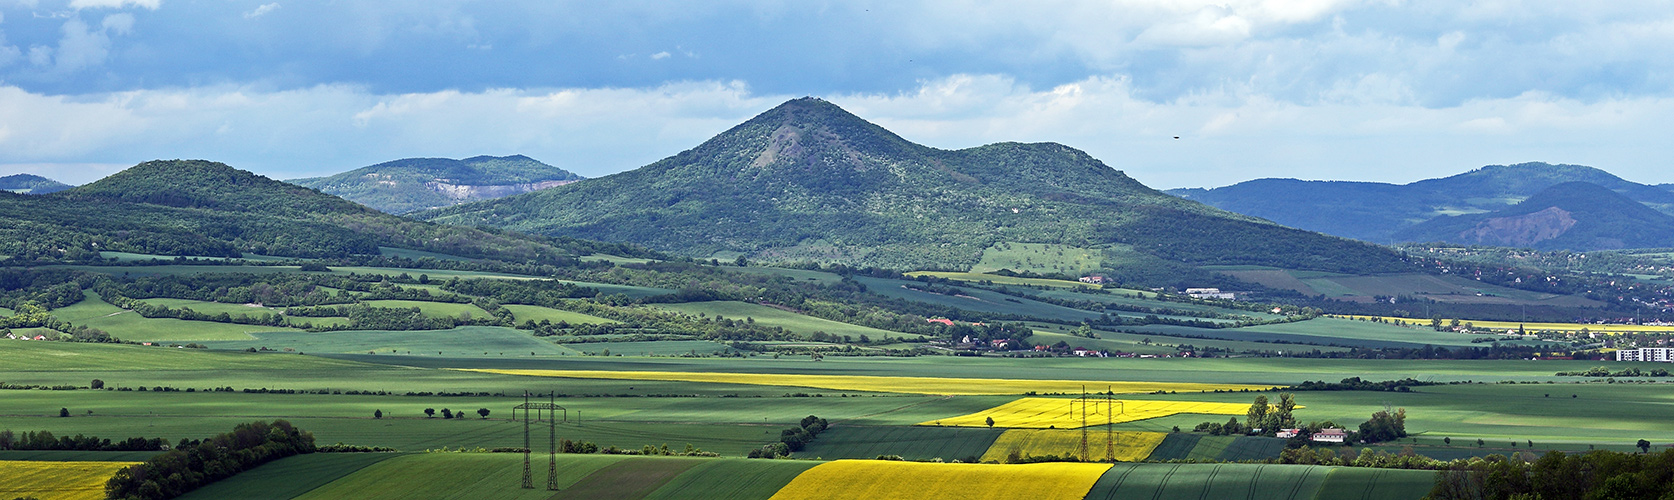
[1617, 348, 1674, 362]
[1276, 429, 1302, 439]
[1078, 276, 1108, 284]
[1310, 428, 1347, 443]
[1185, 288, 1236, 300]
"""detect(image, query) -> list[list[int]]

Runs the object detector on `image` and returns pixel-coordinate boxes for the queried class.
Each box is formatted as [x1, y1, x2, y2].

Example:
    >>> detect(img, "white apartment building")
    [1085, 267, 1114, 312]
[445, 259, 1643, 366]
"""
[1616, 347, 1674, 362]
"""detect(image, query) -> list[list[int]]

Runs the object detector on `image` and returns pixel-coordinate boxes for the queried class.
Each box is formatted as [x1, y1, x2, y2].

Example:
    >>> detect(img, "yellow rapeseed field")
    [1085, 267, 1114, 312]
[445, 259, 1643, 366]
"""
[979, 429, 1167, 463]
[766, 460, 1111, 500]
[458, 369, 1274, 396]
[1331, 315, 1674, 334]
[919, 397, 1258, 428]
[0, 461, 137, 500]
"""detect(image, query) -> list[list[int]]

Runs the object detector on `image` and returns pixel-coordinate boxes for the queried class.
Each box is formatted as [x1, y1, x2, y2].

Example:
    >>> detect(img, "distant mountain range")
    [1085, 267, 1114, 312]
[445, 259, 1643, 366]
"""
[0, 174, 72, 194]
[288, 155, 583, 214]
[419, 98, 1410, 277]
[1395, 182, 1674, 250]
[0, 160, 616, 264]
[1168, 163, 1674, 250]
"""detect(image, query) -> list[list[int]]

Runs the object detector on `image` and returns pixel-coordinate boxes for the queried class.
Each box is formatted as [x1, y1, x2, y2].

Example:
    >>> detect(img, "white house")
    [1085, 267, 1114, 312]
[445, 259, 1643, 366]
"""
[1275, 428, 1302, 439]
[1310, 428, 1348, 443]
[1617, 348, 1674, 362]
[1185, 288, 1236, 300]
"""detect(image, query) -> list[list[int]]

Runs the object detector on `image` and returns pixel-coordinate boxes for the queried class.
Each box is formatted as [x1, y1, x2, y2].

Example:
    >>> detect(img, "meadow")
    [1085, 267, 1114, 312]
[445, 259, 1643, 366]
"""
[0, 460, 138, 500]
[968, 242, 1106, 277]
[456, 369, 1277, 396]
[648, 301, 912, 340]
[49, 291, 298, 341]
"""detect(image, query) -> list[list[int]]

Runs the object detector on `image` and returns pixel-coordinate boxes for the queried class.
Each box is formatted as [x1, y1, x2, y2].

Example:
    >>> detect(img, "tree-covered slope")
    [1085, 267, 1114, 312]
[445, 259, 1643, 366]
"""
[420, 98, 1409, 274]
[1169, 163, 1674, 243]
[1394, 182, 1674, 250]
[0, 174, 73, 194]
[0, 160, 627, 264]
[288, 155, 583, 214]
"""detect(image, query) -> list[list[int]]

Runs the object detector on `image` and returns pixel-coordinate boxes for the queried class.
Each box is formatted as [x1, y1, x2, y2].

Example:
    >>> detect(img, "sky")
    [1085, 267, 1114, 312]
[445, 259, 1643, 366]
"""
[1, 1, 1672, 189]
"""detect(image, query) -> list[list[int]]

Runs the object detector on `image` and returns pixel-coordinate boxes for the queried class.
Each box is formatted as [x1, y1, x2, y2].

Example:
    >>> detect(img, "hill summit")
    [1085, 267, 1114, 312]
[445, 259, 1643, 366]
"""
[0, 174, 73, 194]
[289, 155, 583, 214]
[420, 98, 1408, 276]
[1394, 181, 1674, 250]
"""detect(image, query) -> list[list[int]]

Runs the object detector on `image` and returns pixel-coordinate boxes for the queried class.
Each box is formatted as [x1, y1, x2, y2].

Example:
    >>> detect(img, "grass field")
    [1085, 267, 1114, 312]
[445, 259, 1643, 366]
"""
[798, 426, 1004, 461]
[0, 460, 138, 500]
[565, 340, 737, 356]
[293, 453, 631, 500]
[502, 304, 616, 325]
[642, 459, 819, 500]
[906, 271, 1102, 290]
[200, 326, 583, 357]
[766, 460, 1112, 500]
[850, 276, 1105, 323]
[1331, 315, 1674, 334]
[1079, 462, 1439, 500]
[649, 301, 911, 340]
[135, 298, 340, 328]
[50, 291, 299, 341]
[177, 453, 403, 500]
[968, 242, 1105, 277]
[460, 369, 1277, 396]
[979, 429, 1166, 462]
[362, 300, 494, 320]
[922, 398, 1255, 429]
[1126, 317, 1487, 349]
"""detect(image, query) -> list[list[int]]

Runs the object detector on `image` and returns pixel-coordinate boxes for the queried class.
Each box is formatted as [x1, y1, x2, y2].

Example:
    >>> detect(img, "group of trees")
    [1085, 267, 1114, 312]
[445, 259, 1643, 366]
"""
[1430, 449, 1674, 500]
[0, 430, 167, 452]
[105, 420, 316, 500]
[421, 408, 491, 419]
[748, 415, 828, 458]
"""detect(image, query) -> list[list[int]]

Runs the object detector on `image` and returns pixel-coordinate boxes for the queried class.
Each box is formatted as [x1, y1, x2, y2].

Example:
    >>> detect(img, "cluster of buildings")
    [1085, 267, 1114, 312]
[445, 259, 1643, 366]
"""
[1616, 347, 1674, 362]
[1275, 428, 1348, 443]
[3, 331, 51, 341]
[1184, 287, 1237, 300]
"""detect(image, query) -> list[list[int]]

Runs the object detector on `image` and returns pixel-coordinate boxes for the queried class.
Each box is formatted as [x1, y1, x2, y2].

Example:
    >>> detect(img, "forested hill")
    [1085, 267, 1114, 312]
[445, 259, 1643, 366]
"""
[420, 97, 1410, 274]
[0, 160, 641, 264]
[0, 174, 73, 194]
[288, 155, 584, 214]
[1169, 162, 1674, 243]
[1394, 182, 1674, 251]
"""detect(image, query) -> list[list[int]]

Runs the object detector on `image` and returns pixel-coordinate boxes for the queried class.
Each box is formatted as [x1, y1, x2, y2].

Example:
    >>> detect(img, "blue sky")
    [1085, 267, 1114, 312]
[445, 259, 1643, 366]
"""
[2, 1, 1673, 189]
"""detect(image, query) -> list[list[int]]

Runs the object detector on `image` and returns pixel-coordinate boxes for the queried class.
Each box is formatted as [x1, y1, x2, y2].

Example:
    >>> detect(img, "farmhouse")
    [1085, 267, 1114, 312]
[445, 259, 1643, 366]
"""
[1617, 348, 1674, 362]
[1078, 276, 1108, 284]
[1310, 428, 1347, 443]
[1275, 428, 1302, 439]
[1185, 287, 1236, 300]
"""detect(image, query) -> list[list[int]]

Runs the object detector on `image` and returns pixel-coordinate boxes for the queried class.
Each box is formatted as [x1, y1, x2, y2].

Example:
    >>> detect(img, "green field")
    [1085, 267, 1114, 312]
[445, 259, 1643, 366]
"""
[49, 291, 299, 341]
[643, 458, 820, 500]
[200, 326, 582, 357]
[1128, 317, 1490, 349]
[798, 425, 1004, 461]
[502, 304, 616, 325]
[969, 242, 1105, 276]
[294, 453, 631, 500]
[378, 246, 480, 262]
[1077, 462, 1437, 500]
[852, 276, 1104, 323]
[565, 340, 737, 356]
[178, 452, 403, 500]
[649, 301, 912, 340]
[908, 271, 1102, 290]
[362, 300, 494, 320]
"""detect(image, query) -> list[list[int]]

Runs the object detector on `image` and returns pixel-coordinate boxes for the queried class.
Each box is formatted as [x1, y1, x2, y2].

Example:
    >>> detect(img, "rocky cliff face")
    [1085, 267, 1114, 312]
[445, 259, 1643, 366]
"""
[427, 180, 580, 201]
[1459, 207, 1579, 247]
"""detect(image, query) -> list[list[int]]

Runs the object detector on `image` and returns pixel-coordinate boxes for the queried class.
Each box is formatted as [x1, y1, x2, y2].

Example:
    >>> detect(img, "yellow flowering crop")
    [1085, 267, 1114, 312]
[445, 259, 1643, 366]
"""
[766, 460, 1110, 500]
[459, 369, 1275, 396]
[1331, 315, 1674, 334]
[0, 461, 138, 500]
[980, 429, 1167, 463]
[919, 397, 1260, 428]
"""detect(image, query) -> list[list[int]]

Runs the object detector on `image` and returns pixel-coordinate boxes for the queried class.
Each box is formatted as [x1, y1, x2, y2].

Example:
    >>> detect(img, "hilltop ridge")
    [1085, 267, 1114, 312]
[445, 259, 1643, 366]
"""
[289, 155, 583, 214]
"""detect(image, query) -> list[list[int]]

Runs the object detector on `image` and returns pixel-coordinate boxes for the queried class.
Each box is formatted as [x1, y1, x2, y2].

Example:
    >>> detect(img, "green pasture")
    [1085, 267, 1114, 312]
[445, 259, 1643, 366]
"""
[564, 340, 736, 356]
[49, 291, 298, 341]
[798, 425, 1004, 461]
[362, 300, 494, 319]
[580, 253, 656, 265]
[179, 452, 404, 500]
[727, 266, 846, 285]
[1079, 462, 1427, 500]
[0, 306, 15, 316]
[1025, 324, 1351, 354]
[649, 301, 912, 339]
[200, 326, 582, 357]
[134, 297, 342, 328]
[378, 246, 479, 262]
[555, 280, 676, 298]
[851, 276, 1103, 323]
[908, 271, 1100, 290]
[643, 458, 819, 500]
[969, 242, 1105, 276]
[502, 304, 615, 325]
[1127, 317, 1490, 349]
[294, 453, 631, 500]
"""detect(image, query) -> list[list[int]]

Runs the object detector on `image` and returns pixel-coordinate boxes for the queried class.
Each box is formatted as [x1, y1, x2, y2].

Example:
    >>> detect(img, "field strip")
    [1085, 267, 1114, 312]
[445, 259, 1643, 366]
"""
[1329, 314, 1674, 333]
[830, 396, 954, 424]
[979, 429, 1167, 462]
[925, 398, 1288, 429]
[455, 369, 1278, 396]
[766, 460, 1112, 500]
[0, 460, 139, 500]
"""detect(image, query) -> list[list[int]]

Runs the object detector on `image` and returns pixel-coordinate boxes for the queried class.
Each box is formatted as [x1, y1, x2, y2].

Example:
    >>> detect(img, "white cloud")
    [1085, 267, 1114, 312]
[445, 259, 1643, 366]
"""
[243, 3, 279, 19]
[68, 0, 159, 10]
[649, 51, 670, 60]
